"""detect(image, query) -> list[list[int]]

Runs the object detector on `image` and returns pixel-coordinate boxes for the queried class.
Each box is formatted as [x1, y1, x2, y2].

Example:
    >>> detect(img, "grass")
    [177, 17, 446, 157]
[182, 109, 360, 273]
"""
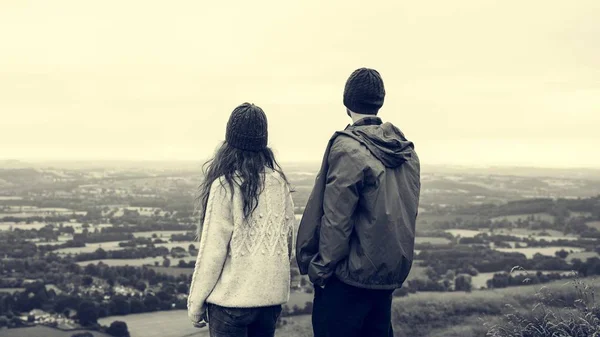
[0, 326, 112, 337]
[389, 277, 600, 337]
[405, 264, 429, 282]
[148, 266, 193, 277]
[286, 292, 313, 310]
[98, 310, 208, 337]
[76, 257, 195, 267]
[0, 287, 26, 294]
[415, 236, 451, 245]
[586, 221, 600, 231]
[97, 309, 315, 337]
[566, 251, 600, 263]
[486, 278, 600, 336]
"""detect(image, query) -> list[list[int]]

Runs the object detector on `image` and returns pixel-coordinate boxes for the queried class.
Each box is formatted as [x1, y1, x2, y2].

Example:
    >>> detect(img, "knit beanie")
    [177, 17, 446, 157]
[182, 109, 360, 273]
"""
[343, 68, 386, 115]
[225, 103, 268, 152]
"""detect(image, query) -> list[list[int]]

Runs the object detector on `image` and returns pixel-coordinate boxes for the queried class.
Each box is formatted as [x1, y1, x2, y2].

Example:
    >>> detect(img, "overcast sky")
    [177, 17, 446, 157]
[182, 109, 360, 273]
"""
[1, 0, 599, 168]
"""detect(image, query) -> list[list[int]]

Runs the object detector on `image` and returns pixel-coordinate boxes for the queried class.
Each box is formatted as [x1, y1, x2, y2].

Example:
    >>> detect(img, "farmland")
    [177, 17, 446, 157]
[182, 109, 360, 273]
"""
[1, 162, 599, 337]
[98, 277, 600, 337]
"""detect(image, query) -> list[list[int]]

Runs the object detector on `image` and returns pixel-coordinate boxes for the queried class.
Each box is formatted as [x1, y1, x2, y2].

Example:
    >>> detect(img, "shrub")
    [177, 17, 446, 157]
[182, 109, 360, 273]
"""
[107, 321, 130, 337]
[486, 278, 600, 337]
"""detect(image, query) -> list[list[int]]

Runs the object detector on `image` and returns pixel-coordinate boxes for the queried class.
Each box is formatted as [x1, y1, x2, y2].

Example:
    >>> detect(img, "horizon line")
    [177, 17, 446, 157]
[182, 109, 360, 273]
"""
[1, 158, 600, 171]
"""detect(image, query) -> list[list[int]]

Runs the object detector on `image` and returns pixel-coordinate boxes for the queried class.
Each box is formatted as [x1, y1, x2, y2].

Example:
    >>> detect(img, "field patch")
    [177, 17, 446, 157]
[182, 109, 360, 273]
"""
[76, 257, 195, 267]
[415, 236, 451, 245]
[132, 231, 190, 239]
[494, 246, 584, 259]
[585, 221, 600, 231]
[148, 266, 193, 277]
[0, 326, 112, 337]
[491, 213, 554, 223]
[566, 251, 600, 263]
[98, 310, 209, 337]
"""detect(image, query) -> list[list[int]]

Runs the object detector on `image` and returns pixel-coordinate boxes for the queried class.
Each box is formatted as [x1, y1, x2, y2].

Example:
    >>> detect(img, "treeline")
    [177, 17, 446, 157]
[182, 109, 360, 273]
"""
[486, 271, 570, 289]
[454, 196, 600, 218]
[73, 247, 170, 262]
[417, 246, 573, 275]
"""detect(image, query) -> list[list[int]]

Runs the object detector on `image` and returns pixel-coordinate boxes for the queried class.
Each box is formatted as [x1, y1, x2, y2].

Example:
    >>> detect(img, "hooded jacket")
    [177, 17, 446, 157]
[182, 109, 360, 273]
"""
[296, 117, 420, 290]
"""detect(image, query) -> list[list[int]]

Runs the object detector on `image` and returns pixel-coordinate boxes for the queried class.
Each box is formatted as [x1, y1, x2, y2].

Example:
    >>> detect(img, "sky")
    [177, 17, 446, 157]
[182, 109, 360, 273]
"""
[1, 0, 599, 168]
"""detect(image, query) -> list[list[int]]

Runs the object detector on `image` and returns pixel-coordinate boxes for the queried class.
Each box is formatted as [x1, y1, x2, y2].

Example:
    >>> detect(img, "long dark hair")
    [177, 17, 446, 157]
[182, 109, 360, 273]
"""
[195, 142, 291, 238]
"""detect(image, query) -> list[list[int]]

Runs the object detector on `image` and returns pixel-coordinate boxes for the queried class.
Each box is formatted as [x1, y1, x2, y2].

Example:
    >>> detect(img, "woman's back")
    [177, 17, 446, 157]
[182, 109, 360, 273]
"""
[205, 170, 295, 307]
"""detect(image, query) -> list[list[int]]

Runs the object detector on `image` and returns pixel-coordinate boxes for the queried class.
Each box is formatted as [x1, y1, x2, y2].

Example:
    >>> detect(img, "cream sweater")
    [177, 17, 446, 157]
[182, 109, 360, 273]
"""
[187, 170, 295, 322]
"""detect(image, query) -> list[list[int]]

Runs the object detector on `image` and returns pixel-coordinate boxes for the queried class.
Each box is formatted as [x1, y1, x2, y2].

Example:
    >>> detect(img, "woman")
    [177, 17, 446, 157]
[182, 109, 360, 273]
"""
[188, 102, 295, 337]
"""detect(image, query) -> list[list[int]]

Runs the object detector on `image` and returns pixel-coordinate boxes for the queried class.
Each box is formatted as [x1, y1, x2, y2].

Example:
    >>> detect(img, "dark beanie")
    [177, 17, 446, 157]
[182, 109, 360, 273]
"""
[343, 68, 386, 115]
[225, 103, 268, 152]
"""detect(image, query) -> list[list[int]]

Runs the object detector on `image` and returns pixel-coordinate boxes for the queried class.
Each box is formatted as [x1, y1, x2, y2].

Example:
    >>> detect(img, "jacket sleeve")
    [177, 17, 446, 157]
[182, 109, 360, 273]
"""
[187, 179, 233, 323]
[308, 138, 364, 286]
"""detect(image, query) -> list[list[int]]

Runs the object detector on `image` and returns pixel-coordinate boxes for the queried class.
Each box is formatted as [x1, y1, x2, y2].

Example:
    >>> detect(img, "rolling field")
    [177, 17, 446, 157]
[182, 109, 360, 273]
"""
[495, 246, 584, 258]
[98, 310, 209, 337]
[132, 231, 190, 239]
[0, 287, 25, 294]
[95, 277, 600, 337]
[76, 257, 195, 267]
[149, 266, 193, 277]
[585, 220, 600, 230]
[490, 212, 555, 223]
[54, 241, 126, 255]
[415, 236, 451, 245]
[404, 263, 428, 282]
[0, 222, 46, 231]
[566, 251, 600, 263]
[0, 326, 112, 337]
[387, 276, 600, 337]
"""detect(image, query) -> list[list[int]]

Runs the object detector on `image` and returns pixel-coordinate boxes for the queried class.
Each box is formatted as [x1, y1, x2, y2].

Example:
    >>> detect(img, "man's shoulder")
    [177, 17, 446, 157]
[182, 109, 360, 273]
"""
[330, 132, 366, 156]
[326, 132, 371, 170]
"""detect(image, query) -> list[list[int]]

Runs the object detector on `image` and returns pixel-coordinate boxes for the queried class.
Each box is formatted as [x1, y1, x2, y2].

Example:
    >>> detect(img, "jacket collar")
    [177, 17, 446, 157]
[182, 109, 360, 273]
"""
[352, 116, 382, 127]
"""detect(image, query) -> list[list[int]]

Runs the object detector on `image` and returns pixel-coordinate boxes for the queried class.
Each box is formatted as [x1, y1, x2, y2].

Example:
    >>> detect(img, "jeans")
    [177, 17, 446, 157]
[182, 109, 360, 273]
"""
[312, 276, 395, 337]
[207, 303, 282, 337]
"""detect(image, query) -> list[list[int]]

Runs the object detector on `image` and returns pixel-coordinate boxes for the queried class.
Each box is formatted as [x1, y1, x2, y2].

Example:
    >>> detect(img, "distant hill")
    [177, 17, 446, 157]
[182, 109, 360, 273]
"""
[424, 164, 600, 181]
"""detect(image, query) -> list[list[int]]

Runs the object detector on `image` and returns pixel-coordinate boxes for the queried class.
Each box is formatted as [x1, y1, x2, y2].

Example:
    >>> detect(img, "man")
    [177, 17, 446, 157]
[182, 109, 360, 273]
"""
[296, 67, 420, 337]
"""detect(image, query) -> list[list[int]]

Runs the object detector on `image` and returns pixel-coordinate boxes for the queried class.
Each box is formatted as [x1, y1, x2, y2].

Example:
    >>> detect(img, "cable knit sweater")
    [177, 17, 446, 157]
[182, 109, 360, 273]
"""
[187, 170, 295, 322]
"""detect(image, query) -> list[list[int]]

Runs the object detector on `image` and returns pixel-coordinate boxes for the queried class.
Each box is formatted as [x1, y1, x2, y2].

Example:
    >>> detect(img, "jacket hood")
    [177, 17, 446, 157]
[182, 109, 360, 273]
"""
[349, 122, 414, 168]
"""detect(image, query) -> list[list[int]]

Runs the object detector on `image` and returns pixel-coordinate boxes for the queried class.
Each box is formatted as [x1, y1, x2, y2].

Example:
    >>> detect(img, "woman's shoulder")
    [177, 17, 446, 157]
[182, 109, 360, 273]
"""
[264, 168, 288, 185]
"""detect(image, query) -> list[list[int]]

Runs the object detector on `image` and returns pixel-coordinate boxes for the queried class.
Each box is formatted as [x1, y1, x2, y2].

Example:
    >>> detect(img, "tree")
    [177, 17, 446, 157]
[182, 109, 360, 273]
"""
[455, 274, 473, 292]
[129, 298, 145, 314]
[82, 275, 94, 287]
[555, 249, 569, 259]
[162, 257, 171, 268]
[109, 296, 131, 316]
[135, 281, 147, 292]
[107, 321, 130, 337]
[143, 295, 160, 312]
[176, 283, 188, 294]
[77, 301, 99, 326]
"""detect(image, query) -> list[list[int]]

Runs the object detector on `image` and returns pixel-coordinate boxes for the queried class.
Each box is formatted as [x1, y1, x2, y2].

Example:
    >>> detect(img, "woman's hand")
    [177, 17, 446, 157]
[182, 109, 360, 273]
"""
[191, 309, 209, 328]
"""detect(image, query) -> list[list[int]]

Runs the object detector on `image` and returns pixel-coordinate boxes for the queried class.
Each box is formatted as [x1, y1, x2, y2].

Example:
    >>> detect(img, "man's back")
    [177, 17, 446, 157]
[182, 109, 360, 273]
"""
[315, 117, 420, 289]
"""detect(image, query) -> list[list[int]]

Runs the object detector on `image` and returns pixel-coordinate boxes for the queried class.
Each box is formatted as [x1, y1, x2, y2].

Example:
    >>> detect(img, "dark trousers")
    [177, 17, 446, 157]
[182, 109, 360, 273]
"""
[207, 303, 282, 337]
[312, 276, 395, 337]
